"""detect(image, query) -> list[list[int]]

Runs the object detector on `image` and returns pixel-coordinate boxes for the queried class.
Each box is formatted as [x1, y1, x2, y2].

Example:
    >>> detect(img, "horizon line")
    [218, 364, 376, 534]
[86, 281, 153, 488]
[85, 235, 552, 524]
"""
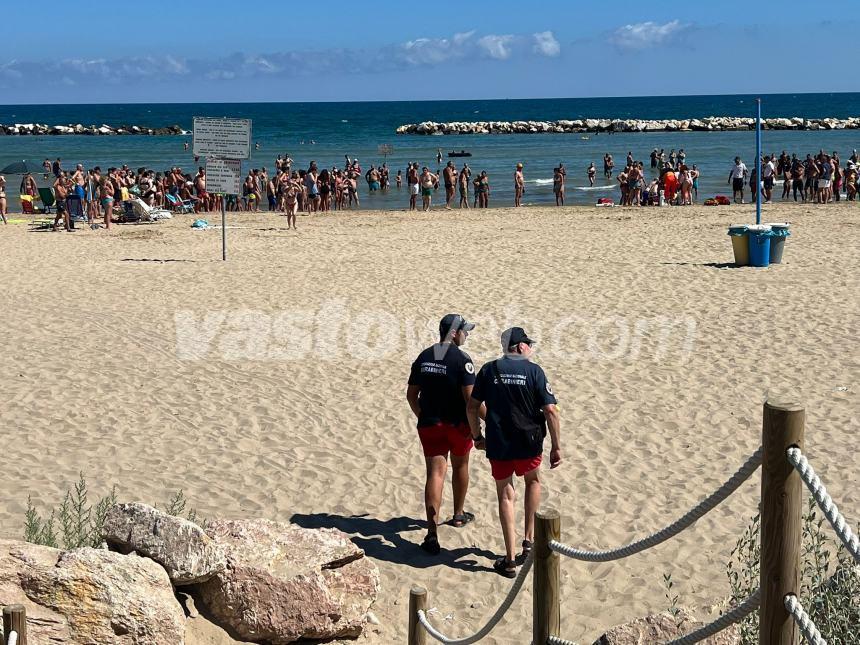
[1, 91, 857, 109]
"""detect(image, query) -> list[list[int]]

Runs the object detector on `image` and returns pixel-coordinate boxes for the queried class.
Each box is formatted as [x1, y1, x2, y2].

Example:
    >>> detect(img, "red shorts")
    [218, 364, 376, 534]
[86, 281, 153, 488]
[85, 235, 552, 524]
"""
[490, 455, 542, 481]
[418, 422, 473, 457]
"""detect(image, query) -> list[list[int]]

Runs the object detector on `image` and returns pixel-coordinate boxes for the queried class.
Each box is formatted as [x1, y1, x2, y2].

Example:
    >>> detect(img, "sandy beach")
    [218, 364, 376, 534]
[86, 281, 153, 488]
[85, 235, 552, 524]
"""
[0, 202, 858, 644]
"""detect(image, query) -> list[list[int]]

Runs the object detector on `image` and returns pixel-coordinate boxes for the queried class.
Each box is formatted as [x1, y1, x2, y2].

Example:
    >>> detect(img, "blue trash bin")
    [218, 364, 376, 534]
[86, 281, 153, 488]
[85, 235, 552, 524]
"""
[747, 225, 773, 267]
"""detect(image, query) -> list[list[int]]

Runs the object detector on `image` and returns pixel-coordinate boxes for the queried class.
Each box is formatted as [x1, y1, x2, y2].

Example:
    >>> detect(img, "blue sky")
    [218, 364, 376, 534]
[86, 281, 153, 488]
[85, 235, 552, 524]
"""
[1, 2, 856, 103]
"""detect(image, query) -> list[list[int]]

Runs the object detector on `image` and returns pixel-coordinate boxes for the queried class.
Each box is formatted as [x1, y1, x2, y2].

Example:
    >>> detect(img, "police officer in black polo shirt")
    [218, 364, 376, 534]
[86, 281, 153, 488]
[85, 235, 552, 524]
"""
[407, 314, 483, 555]
[467, 326, 561, 577]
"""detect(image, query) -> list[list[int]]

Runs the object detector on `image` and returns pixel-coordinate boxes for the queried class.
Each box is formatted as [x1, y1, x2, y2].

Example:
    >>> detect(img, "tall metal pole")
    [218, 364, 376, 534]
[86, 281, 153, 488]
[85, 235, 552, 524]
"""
[221, 195, 227, 261]
[756, 98, 762, 225]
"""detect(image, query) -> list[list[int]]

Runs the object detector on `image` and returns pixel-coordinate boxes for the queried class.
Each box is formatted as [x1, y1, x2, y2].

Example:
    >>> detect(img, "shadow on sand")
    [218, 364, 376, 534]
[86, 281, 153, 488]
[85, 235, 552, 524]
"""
[291, 512, 498, 573]
[661, 261, 744, 269]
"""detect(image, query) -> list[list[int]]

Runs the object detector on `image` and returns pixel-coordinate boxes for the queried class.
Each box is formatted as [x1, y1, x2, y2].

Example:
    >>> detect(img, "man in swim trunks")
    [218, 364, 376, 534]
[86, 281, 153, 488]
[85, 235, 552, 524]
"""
[407, 163, 419, 211]
[604, 153, 614, 179]
[420, 167, 437, 211]
[72, 164, 86, 200]
[458, 163, 471, 209]
[514, 163, 524, 207]
[194, 167, 209, 213]
[627, 162, 643, 206]
[407, 314, 481, 554]
[728, 157, 748, 204]
[587, 162, 596, 187]
[52, 172, 72, 232]
[366, 165, 380, 192]
[467, 327, 561, 577]
[762, 155, 776, 203]
[443, 161, 457, 210]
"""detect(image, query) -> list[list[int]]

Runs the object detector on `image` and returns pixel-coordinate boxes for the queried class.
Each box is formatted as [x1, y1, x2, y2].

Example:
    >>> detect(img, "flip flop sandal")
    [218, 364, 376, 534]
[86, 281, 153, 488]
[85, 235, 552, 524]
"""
[493, 557, 517, 579]
[451, 511, 475, 528]
[420, 533, 441, 555]
[516, 539, 533, 564]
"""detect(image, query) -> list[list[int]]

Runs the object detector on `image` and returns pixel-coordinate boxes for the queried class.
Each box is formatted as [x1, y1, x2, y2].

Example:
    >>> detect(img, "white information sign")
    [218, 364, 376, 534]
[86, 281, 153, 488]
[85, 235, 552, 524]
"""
[205, 158, 242, 195]
[193, 117, 252, 159]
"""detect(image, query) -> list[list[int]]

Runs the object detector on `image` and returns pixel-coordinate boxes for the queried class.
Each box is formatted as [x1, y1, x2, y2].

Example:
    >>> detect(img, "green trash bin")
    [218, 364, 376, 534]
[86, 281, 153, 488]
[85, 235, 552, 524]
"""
[765, 222, 790, 264]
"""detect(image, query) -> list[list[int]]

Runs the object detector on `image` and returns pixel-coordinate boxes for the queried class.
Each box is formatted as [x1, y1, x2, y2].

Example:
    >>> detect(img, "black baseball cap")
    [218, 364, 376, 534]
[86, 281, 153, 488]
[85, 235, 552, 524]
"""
[439, 314, 475, 338]
[501, 327, 534, 350]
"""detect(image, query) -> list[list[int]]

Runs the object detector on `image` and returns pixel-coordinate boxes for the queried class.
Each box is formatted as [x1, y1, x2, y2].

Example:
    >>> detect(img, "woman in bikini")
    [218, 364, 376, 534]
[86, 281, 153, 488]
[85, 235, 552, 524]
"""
[0, 175, 7, 224]
[284, 180, 299, 230]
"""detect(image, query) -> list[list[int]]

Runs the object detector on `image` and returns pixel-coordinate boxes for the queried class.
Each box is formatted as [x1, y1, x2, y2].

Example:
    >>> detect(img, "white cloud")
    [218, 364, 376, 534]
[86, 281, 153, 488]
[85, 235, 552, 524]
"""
[610, 20, 684, 49]
[477, 34, 515, 60]
[533, 31, 561, 57]
[0, 28, 559, 91]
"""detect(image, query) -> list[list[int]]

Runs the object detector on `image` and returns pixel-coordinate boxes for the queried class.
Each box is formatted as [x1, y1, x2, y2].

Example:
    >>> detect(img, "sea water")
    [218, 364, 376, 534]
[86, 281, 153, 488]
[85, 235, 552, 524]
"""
[1, 94, 858, 207]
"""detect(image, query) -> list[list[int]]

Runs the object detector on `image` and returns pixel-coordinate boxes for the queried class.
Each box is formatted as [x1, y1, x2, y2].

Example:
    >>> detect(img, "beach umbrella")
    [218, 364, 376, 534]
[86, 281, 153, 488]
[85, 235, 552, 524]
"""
[0, 160, 44, 175]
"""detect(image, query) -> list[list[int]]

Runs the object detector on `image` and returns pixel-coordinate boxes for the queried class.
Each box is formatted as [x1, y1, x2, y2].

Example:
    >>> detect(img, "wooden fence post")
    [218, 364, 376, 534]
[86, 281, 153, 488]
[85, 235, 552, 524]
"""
[759, 400, 804, 645]
[533, 510, 561, 644]
[408, 586, 427, 645]
[2, 604, 27, 645]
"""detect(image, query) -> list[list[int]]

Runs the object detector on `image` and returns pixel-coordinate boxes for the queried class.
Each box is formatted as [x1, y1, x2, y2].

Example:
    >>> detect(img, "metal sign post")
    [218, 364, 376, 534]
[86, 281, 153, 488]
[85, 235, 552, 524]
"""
[755, 99, 762, 225]
[204, 158, 242, 261]
[193, 118, 252, 260]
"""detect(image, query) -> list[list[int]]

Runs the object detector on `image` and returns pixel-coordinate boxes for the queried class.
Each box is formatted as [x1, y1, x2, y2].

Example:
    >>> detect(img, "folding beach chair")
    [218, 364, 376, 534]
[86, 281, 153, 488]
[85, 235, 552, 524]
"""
[22, 195, 52, 229]
[165, 193, 195, 214]
[122, 201, 141, 223]
[129, 198, 172, 222]
[38, 187, 56, 214]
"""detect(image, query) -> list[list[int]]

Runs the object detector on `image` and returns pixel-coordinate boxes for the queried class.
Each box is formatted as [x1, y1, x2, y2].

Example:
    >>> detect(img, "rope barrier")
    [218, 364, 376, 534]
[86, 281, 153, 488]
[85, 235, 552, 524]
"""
[664, 588, 760, 645]
[787, 447, 859, 563]
[546, 589, 760, 645]
[784, 594, 828, 645]
[549, 446, 762, 561]
[416, 552, 533, 644]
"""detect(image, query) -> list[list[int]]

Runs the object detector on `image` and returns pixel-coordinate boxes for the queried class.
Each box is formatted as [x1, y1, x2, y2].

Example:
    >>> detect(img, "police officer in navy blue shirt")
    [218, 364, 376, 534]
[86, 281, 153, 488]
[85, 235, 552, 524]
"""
[467, 327, 561, 577]
[407, 314, 483, 555]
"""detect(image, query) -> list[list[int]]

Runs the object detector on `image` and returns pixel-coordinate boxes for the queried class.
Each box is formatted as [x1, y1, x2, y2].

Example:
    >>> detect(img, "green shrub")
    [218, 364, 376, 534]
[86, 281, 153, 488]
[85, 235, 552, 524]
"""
[24, 473, 200, 549]
[727, 497, 859, 644]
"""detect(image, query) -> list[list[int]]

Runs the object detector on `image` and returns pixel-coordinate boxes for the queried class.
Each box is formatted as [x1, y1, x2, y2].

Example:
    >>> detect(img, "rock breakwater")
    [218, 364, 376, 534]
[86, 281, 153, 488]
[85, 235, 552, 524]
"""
[0, 123, 186, 136]
[396, 116, 860, 135]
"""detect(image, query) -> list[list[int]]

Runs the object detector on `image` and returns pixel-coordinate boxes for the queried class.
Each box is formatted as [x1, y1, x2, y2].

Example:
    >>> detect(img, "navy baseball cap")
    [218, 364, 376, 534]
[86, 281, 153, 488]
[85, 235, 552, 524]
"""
[501, 327, 534, 349]
[439, 314, 475, 338]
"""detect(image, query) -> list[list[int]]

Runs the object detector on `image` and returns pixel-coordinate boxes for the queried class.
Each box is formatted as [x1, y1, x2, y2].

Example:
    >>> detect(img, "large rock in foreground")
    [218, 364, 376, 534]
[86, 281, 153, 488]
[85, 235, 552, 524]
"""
[593, 607, 739, 644]
[0, 540, 71, 642]
[196, 519, 379, 643]
[102, 502, 226, 584]
[0, 539, 185, 644]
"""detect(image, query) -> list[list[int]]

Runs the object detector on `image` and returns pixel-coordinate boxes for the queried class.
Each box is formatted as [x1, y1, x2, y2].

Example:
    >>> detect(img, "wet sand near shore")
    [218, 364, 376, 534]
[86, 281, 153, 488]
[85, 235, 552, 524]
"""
[1, 202, 858, 644]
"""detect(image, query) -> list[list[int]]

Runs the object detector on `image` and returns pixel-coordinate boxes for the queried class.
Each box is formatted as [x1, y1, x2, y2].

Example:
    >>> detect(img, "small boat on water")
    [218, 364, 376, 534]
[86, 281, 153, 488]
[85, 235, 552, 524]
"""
[448, 150, 473, 158]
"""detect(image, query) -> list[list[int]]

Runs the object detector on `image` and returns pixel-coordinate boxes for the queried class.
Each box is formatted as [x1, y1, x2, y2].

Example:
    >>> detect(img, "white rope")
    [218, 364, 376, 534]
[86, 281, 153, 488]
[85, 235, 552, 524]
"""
[416, 552, 533, 644]
[7, 631, 18, 645]
[547, 636, 577, 645]
[546, 589, 760, 645]
[784, 594, 828, 645]
[787, 447, 859, 563]
[550, 447, 762, 561]
[664, 588, 760, 645]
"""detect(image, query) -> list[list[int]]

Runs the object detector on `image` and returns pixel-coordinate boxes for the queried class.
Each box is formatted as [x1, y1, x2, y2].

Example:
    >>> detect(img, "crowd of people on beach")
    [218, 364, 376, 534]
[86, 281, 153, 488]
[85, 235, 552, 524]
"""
[727, 149, 859, 205]
[3, 146, 858, 230]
